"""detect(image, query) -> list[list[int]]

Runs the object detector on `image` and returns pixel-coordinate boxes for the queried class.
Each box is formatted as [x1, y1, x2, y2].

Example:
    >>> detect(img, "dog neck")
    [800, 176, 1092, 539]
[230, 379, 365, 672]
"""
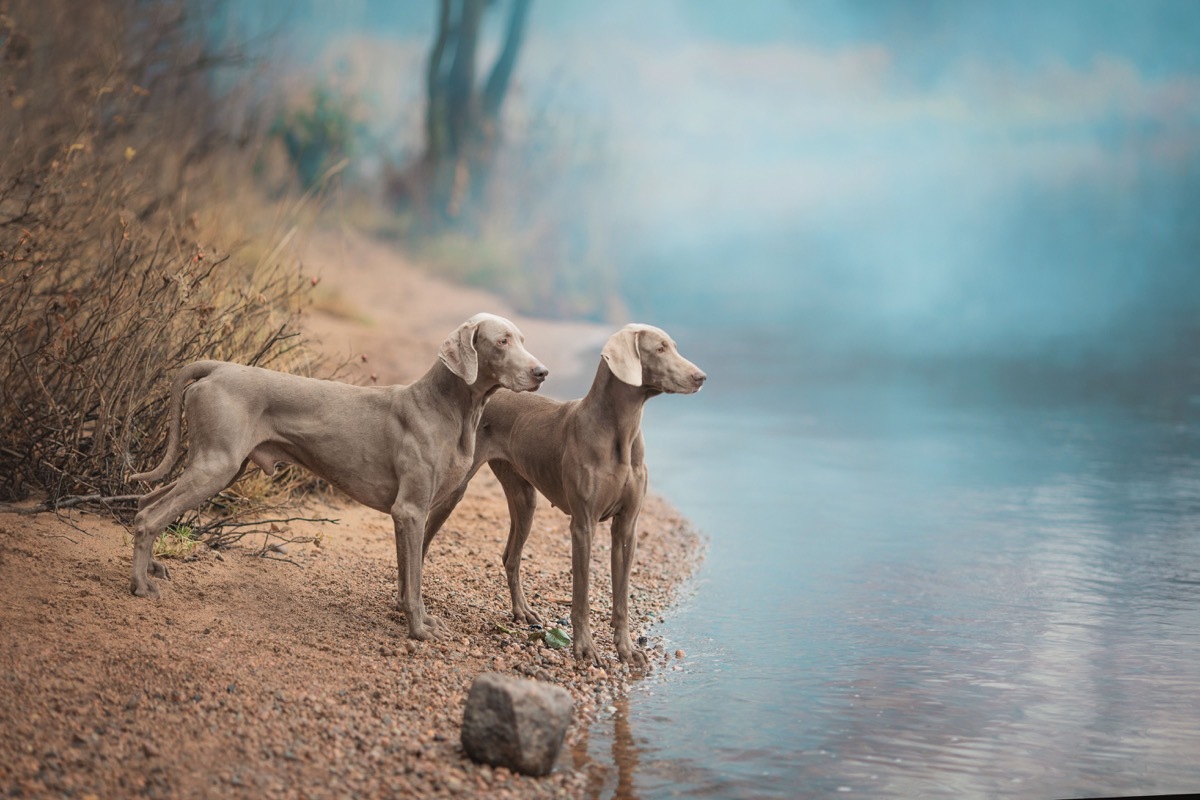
[580, 360, 650, 464]
[413, 360, 496, 454]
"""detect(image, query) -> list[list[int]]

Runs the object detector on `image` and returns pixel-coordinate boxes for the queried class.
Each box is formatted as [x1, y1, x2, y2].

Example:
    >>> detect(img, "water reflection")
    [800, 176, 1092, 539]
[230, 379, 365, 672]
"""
[573, 695, 638, 800]
[575, 361, 1200, 798]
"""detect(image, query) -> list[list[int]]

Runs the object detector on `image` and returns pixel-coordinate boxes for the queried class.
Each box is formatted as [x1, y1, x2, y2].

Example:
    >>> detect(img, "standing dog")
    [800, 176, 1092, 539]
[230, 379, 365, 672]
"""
[128, 313, 547, 640]
[423, 324, 706, 663]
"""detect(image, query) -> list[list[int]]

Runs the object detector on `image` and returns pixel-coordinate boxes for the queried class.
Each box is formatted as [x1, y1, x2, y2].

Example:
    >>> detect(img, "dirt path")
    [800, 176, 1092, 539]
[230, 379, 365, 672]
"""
[0, 229, 703, 799]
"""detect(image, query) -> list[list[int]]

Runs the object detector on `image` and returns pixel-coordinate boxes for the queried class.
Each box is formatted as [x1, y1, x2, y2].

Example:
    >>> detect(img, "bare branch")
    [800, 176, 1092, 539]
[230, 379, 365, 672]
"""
[15, 494, 143, 514]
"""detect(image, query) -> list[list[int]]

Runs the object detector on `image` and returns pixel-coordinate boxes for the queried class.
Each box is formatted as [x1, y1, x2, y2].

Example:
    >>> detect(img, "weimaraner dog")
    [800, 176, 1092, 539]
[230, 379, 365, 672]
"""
[423, 324, 706, 664]
[128, 313, 547, 640]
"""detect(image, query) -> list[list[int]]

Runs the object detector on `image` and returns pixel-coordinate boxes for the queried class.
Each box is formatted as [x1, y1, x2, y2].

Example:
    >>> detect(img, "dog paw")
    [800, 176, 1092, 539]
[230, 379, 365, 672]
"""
[511, 606, 543, 627]
[130, 579, 160, 600]
[408, 615, 448, 641]
[617, 644, 648, 667]
[573, 638, 601, 667]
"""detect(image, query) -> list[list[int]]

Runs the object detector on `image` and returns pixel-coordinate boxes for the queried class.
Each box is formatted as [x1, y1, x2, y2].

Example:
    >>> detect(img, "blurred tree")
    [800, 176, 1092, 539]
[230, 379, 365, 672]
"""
[414, 0, 532, 223]
[271, 87, 361, 190]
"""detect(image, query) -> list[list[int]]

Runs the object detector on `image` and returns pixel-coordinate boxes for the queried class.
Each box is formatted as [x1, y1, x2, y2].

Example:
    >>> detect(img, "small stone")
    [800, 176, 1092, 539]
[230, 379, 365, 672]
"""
[461, 672, 573, 777]
[674, 649, 685, 659]
[142, 741, 160, 758]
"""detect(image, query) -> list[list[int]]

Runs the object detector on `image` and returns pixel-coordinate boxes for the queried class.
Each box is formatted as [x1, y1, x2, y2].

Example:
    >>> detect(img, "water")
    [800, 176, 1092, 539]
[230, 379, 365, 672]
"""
[570, 331, 1200, 798]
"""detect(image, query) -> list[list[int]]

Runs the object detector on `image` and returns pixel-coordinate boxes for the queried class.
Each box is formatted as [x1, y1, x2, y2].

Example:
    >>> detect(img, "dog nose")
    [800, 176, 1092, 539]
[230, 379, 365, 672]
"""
[692, 370, 707, 386]
[532, 365, 549, 381]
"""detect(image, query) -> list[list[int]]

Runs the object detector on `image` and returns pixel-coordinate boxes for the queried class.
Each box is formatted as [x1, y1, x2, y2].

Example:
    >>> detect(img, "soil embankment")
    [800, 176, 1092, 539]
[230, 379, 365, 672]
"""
[0, 230, 702, 798]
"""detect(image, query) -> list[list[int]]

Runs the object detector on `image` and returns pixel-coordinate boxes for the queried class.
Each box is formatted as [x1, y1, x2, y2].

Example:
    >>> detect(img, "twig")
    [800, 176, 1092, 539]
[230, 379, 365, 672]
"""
[209, 515, 340, 529]
[16, 493, 142, 514]
[197, 511, 339, 550]
[258, 554, 304, 568]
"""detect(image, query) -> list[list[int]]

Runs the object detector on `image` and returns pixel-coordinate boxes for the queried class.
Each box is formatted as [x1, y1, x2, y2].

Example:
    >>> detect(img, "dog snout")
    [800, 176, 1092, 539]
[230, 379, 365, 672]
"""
[692, 369, 707, 388]
[532, 364, 549, 382]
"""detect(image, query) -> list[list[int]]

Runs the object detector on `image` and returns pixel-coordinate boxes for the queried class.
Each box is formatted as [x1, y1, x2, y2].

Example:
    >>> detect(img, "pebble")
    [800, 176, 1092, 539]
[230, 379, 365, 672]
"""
[675, 649, 686, 659]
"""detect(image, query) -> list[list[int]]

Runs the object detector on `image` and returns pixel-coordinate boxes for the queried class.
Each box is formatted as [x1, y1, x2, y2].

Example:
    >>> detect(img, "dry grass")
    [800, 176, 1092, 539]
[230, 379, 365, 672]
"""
[0, 1, 326, 527]
[154, 524, 200, 560]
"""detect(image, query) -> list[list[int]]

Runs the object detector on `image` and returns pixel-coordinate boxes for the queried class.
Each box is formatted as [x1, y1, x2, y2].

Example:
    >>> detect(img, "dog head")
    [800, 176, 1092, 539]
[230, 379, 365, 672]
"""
[439, 313, 548, 393]
[601, 324, 706, 395]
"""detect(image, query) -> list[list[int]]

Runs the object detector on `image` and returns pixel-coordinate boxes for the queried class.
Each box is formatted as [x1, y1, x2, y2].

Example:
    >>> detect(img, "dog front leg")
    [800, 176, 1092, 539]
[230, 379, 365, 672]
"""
[570, 514, 601, 665]
[392, 502, 445, 641]
[610, 510, 647, 666]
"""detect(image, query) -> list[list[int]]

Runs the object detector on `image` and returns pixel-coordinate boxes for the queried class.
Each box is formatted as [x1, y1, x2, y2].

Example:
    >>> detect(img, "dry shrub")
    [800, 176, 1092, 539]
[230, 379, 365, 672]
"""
[0, 0, 317, 517]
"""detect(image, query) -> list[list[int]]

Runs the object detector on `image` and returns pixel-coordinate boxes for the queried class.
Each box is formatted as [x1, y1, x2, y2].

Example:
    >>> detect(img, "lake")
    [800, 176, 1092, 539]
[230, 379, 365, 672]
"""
[569, 328, 1200, 798]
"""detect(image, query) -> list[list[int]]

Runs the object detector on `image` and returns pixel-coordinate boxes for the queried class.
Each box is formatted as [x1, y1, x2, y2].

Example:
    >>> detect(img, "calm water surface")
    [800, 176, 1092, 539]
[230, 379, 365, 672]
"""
[570, 333, 1200, 799]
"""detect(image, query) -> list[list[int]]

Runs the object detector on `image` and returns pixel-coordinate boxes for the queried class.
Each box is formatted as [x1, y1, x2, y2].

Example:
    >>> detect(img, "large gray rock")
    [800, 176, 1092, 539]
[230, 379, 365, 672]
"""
[460, 672, 574, 777]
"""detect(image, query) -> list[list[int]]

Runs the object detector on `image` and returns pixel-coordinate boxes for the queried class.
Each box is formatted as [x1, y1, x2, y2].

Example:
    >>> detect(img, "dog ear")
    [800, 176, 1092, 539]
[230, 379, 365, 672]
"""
[439, 319, 479, 384]
[601, 325, 644, 386]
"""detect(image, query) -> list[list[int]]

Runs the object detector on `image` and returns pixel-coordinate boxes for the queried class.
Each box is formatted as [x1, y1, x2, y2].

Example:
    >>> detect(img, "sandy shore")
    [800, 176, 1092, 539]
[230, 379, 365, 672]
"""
[0, 229, 703, 798]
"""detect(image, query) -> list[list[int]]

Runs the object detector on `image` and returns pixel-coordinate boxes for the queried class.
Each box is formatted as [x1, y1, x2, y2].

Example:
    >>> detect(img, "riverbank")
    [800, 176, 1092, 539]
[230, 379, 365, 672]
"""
[0, 229, 704, 798]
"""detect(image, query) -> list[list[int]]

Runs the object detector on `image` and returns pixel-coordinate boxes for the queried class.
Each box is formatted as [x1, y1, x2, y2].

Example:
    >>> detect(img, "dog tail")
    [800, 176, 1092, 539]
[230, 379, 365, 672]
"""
[128, 360, 223, 484]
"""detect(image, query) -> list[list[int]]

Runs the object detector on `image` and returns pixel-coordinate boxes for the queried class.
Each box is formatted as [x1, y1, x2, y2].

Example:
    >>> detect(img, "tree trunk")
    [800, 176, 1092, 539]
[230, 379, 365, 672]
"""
[424, 0, 452, 164]
[482, 0, 531, 123]
[468, 0, 531, 206]
[417, 0, 531, 224]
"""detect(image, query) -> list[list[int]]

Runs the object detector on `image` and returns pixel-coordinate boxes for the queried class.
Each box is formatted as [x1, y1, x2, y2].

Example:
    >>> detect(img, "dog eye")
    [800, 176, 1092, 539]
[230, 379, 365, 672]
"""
[657, 344, 667, 353]
[498, 337, 509, 346]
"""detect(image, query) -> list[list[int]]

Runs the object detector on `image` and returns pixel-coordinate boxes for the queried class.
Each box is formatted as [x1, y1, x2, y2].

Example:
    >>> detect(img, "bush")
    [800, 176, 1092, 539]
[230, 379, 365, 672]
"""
[271, 87, 363, 190]
[0, 0, 314, 514]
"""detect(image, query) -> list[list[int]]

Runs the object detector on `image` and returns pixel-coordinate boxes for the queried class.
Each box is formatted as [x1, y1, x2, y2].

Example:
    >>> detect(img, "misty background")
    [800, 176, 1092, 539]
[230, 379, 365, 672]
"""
[3, 2, 1196, 796]
[201, 4, 1200, 794]
[213, 0, 1199, 385]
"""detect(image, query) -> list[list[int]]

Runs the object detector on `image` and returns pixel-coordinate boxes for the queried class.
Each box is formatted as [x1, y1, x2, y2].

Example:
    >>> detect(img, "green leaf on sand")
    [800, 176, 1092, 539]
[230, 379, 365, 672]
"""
[543, 627, 571, 650]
